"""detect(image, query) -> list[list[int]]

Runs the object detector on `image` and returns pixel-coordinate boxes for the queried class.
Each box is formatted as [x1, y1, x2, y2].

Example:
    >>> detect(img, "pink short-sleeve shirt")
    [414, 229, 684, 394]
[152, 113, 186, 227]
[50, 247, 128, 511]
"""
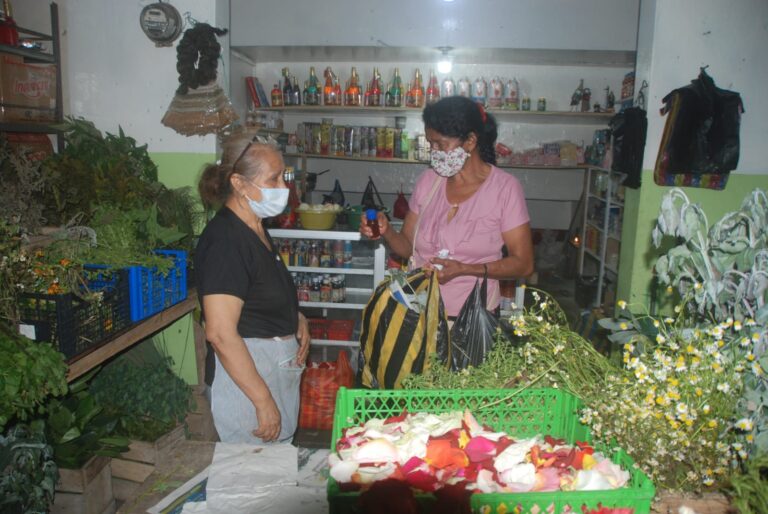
[409, 166, 530, 317]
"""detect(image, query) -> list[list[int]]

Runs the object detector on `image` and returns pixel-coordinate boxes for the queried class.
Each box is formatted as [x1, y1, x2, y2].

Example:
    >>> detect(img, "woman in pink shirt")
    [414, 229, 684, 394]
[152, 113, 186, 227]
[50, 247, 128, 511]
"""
[362, 96, 534, 317]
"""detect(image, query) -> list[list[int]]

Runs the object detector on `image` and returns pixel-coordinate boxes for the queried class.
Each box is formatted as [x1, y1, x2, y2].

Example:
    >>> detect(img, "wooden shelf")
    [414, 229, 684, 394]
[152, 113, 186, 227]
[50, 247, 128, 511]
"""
[66, 291, 198, 382]
[287, 265, 374, 276]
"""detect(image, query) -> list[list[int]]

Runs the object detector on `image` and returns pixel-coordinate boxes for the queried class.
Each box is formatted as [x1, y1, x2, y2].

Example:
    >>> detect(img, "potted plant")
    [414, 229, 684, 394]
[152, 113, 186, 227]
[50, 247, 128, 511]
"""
[88, 342, 194, 496]
[45, 372, 129, 514]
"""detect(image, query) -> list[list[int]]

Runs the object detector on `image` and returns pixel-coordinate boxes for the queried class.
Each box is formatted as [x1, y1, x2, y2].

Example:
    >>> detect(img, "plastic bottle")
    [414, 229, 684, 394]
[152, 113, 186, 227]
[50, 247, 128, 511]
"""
[343, 240, 353, 269]
[366, 209, 380, 237]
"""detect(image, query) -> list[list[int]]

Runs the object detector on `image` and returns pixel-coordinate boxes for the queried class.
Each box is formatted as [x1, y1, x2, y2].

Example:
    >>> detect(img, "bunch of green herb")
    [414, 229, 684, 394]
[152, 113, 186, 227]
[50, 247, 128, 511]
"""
[0, 420, 57, 514]
[89, 343, 194, 442]
[0, 138, 46, 233]
[0, 325, 67, 431]
[403, 290, 617, 396]
[41, 118, 158, 224]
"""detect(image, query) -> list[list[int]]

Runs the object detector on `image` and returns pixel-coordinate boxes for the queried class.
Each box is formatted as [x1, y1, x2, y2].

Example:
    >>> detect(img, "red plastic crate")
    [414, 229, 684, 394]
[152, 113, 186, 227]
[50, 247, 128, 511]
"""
[326, 319, 354, 341]
[308, 318, 328, 339]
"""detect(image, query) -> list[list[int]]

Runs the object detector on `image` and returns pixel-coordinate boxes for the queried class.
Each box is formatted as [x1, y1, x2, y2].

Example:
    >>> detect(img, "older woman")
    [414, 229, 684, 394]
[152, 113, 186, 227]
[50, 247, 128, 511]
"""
[195, 135, 310, 443]
[362, 96, 534, 318]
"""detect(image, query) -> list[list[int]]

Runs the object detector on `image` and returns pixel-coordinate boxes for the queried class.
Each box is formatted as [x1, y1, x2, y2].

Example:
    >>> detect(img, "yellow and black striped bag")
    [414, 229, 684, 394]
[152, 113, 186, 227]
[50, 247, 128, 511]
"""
[358, 270, 449, 389]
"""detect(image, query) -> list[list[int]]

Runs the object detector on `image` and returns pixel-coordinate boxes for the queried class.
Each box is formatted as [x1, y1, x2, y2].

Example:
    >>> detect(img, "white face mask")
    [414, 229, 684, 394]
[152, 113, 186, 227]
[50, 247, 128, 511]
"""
[245, 185, 289, 218]
[430, 146, 470, 177]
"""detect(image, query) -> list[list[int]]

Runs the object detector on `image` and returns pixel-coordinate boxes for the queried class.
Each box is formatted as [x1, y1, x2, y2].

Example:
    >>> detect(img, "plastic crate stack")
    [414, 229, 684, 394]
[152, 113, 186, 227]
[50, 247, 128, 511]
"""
[18, 250, 188, 360]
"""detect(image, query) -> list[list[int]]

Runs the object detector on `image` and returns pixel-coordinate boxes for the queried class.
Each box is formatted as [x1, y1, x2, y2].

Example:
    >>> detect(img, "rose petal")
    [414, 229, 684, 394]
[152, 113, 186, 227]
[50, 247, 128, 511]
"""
[465, 436, 498, 462]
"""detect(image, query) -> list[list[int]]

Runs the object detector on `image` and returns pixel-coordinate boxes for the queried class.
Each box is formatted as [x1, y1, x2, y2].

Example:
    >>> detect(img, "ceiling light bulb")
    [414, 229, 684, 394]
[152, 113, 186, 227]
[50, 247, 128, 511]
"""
[437, 58, 452, 74]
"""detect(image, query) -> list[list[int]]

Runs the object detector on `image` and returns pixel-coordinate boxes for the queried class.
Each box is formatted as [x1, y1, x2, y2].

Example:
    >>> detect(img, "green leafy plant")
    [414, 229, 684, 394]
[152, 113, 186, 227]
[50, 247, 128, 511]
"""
[0, 420, 57, 514]
[0, 325, 67, 432]
[41, 118, 158, 224]
[44, 372, 130, 469]
[725, 453, 768, 514]
[0, 138, 46, 233]
[89, 343, 194, 442]
[648, 188, 768, 455]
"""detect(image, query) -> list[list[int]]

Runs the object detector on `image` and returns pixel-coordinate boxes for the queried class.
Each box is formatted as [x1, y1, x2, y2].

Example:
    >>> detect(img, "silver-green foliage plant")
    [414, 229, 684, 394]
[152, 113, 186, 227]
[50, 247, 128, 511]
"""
[651, 188, 768, 453]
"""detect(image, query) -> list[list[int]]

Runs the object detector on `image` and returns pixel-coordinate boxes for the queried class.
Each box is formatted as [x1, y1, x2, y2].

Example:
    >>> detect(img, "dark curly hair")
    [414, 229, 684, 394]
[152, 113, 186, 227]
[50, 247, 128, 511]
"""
[175, 23, 228, 95]
[422, 96, 498, 165]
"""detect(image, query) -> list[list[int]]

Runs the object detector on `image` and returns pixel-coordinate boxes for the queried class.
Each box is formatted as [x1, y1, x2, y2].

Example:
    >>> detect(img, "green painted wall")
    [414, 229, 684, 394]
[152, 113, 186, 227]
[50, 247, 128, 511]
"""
[149, 152, 216, 385]
[617, 170, 768, 310]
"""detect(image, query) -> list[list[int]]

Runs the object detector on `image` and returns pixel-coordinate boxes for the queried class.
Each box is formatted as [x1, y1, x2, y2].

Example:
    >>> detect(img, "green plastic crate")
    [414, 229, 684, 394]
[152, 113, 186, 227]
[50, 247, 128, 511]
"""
[328, 387, 655, 514]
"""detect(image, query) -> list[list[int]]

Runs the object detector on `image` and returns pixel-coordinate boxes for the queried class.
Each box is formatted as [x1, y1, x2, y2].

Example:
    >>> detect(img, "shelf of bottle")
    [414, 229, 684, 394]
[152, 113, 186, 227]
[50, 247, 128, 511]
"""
[0, 44, 56, 64]
[583, 248, 618, 275]
[585, 222, 621, 242]
[269, 228, 363, 240]
[588, 193, 624, 207]
[288, 265, 374, 276]
[310, 339, 360, 348]
[284, 152, 427, 165]
[256, 105, 614, 124]
[300, 289, 372, 310]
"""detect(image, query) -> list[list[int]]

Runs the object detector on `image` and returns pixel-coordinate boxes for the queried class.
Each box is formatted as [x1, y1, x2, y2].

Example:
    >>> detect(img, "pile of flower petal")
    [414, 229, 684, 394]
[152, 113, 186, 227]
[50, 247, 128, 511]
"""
[329, 410, 630, 494]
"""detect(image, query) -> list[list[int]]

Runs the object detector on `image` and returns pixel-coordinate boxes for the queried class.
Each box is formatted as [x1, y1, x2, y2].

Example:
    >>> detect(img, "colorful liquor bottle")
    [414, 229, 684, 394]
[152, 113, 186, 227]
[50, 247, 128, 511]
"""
[270, 83, 283, 107]
[345, 66, 362, 106]
[366, 67, 383, 107]
[282, 67, 293, 106]
[385, 68, 403, 107]
[291, 77, 301, 106]
[303, 66, 320, 105]
[407, 69, 424, 108]
[323, 67, 337, 106]
[425, 69, 440, 105]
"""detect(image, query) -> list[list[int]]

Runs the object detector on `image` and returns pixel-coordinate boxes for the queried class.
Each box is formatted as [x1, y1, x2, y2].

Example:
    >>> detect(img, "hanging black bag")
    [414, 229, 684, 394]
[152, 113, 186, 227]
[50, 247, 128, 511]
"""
[610, 107, 647, 189]
[657, 67, 744, 175]
[449, 272, 499, 370]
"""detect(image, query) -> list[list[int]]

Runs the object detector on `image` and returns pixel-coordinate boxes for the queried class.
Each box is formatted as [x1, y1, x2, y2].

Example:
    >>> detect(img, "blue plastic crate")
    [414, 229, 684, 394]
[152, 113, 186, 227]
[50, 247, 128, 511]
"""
[18, 267, 132, 359]
[127, 250, 188, 322]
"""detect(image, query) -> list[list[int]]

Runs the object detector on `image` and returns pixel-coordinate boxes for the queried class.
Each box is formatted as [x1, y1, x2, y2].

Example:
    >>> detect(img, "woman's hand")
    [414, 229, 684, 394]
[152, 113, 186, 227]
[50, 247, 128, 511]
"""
[359, 211, 390, 240]
[253, 397, 281, 442]
[296, 313, 310, 366]
[429, 257, 466, 284]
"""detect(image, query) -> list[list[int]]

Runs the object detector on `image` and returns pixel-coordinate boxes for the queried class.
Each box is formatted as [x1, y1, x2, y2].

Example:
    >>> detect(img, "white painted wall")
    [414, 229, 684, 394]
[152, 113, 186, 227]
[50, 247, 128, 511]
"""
[14, 0, 229, 154]
[639, 0, 768, 174]
[230, 0, 639, 51]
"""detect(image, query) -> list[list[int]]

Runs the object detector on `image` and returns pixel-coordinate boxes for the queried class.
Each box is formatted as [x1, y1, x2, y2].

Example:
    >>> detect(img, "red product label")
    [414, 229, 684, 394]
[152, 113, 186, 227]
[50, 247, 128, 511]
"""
[13, 78, 51, 98]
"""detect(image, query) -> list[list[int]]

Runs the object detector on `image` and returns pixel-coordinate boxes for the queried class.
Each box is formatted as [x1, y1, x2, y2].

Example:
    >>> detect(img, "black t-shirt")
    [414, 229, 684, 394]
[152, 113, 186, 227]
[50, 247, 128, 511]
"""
[194, 207, 298, 338]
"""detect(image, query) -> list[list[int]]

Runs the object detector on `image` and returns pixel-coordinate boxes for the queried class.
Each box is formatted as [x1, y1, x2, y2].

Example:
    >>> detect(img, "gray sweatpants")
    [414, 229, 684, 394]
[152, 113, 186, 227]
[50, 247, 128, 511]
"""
[211, 336, 302, 444]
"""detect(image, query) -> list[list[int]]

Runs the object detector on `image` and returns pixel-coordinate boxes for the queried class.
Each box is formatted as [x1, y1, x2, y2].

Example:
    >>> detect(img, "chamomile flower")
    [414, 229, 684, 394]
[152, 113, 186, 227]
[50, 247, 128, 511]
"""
[716, 382, 730, 393]
[735, 418, 753, 431]
[617, 300, 627, 310]
[733, 320, 742, 331]
[656, 334, 667, 344]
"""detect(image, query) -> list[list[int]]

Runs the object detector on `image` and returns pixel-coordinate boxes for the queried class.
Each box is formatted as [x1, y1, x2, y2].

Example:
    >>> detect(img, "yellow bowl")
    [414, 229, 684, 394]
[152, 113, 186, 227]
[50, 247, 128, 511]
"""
[297, 210, 338, 230]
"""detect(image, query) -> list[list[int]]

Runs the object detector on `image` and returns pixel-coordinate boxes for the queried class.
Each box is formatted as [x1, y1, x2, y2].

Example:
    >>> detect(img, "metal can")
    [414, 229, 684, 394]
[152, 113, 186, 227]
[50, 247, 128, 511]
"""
[521, 96, 531, 111]
[537, 97, 547, 111]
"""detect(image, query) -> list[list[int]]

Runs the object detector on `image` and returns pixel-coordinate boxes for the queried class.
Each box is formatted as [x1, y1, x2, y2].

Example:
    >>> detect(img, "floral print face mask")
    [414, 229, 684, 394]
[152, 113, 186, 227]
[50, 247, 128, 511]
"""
[430, 146, 469, 177]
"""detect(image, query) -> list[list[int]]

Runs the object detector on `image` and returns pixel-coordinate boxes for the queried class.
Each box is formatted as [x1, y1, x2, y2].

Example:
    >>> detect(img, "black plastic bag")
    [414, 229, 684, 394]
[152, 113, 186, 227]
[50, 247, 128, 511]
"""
[658, 67, 744, 175]
[610, 107, 647, 189]
[450, 274, 499, 370]
[361, 176, 386, 211]
[323, 179, 345, 206]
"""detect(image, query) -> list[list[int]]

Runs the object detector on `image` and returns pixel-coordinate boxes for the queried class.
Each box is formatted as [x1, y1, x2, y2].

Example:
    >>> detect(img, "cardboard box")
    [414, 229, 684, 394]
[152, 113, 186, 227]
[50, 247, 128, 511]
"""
[0, 53, 57, 122]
